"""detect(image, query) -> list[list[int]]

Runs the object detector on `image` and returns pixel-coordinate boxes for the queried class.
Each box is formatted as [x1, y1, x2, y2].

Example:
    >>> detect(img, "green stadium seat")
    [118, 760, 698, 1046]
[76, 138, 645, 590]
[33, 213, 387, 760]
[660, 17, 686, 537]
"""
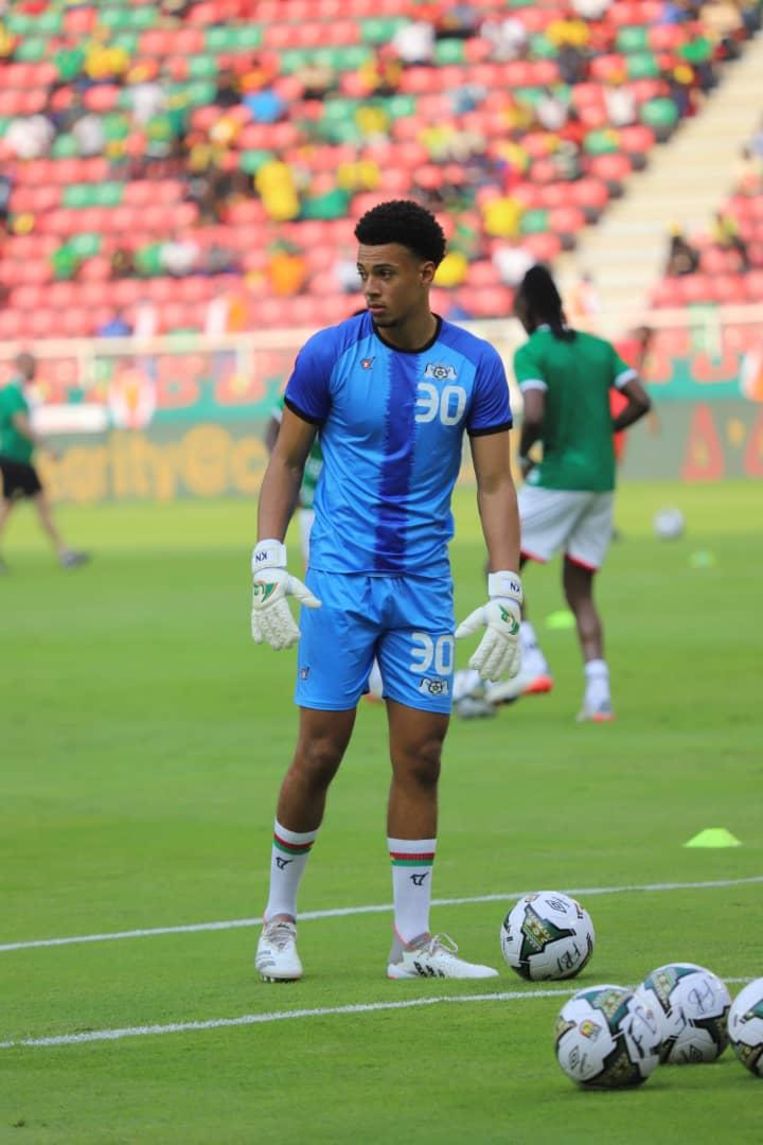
[520, 209, 550, 236]
[434, 40, 466, 66]
[616, 27, 650, 54]
[626, 52, 661, 80]
[360, 18, 405, 44]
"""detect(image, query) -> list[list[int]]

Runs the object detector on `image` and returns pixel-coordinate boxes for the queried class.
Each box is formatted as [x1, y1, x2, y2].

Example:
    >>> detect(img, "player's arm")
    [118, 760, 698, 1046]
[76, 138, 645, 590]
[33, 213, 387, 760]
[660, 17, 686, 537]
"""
[263, 414, 280, 455]
[470, 429, 521, 573]
[257, 406, 317, 542]
[455, 430, 523, 681]
[251, 407, 321, 651]
[11, 409, 59, 457]
[611, 376, 651, 432]
[517, 387, 545, 477]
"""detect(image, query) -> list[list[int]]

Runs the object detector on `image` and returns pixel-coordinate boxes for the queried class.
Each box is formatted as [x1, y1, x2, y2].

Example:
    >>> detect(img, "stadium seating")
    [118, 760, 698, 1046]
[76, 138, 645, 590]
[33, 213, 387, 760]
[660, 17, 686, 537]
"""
[0, 0, 760, 336]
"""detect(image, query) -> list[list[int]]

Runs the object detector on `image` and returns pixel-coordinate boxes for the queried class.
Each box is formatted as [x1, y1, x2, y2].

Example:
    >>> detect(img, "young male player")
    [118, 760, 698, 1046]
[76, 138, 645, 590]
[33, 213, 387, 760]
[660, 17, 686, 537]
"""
[250, 199, 523, 980]
[0, 351, 89, 571]
[488, 266, 651, 720]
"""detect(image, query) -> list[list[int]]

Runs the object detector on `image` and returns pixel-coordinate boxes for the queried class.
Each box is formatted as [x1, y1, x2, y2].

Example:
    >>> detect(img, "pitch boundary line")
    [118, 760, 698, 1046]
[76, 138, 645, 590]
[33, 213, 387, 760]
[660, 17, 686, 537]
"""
[2, 875, 762, 955]
[0, 977, 754, 1052]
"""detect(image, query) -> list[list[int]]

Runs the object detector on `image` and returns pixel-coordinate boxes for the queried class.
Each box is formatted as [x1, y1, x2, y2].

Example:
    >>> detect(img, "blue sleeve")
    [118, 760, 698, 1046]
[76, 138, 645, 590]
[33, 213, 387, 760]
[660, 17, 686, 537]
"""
[283, 329, 336, 425]
[467, 343, 513, 435]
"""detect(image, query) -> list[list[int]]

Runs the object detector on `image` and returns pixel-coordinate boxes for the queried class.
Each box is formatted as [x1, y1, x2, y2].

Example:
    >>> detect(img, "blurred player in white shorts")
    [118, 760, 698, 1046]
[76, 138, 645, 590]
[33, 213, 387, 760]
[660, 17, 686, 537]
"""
[487, 266, 651, 721]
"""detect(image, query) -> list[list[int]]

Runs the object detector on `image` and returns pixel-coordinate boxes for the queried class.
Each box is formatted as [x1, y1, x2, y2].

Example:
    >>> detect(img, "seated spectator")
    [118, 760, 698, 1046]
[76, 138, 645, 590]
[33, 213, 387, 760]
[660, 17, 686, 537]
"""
[493, 241, 535, 288]
[665, 226, 701, 275]
[214, 68, 241, 109]
[243, 88, 285, 125]
[332, 247, 362, 294]
[604, 77, 637, 128]
[266, 240, 307, 297]
[711, 209, 751, 270]
[5, 114, 54, 160]
[479, 14, 528, 61]
[557, 42, 588, 86]
[392, 19, 436, 65]
[203, 241, 240, 276]
[536, 87, 569, 132]
[127, 70, 167, 128]
[571, 0, 611, 16]
[436, 3, 481, 39]
[357, 48, 402, 98]
[294, 60, 336, 101]
[734, 146, 763, 196]
[160, 230, 200, 277]
[97, 309, 133, 338]
[72, 111, 106, 158]
[0, 172, 13, 229]
[0, 19, 17, 62]
[110, 245, 136, 279]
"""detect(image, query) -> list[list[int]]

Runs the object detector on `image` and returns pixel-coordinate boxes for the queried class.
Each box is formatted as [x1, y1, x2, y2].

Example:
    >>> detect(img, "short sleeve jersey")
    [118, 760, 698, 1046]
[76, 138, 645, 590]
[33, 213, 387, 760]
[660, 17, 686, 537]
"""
[272, 395, 323, 509]
[284, 311, 512, 577]
[514, 328, 635, 492]
[0, 380, 33, 464]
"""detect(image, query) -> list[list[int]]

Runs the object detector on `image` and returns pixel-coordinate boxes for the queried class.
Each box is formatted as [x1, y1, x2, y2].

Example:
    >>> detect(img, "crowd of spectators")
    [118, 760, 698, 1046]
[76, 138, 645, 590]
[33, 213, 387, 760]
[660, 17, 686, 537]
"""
[0, 0, 760, 331]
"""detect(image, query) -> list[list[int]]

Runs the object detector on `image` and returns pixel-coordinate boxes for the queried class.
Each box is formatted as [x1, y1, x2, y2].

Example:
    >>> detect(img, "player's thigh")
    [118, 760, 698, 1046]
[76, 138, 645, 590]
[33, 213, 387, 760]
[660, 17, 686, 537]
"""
[565, 492, 614, 571]
[296, 570, 379, 710]
[377, 576, 454, 715]
[518, 486, 590, 562]
[387, 698, 449, 778]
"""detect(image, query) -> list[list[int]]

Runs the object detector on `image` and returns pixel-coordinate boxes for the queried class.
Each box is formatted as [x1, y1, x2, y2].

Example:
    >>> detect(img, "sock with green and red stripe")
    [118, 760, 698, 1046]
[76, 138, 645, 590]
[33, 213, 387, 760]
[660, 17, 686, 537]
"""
[264, 820, 319, 921]
[388, 837, 436, 944]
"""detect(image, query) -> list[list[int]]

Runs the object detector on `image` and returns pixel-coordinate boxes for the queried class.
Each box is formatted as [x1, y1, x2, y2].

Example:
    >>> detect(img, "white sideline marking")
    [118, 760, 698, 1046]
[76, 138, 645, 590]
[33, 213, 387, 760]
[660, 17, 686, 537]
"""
[2, 875, 762, 955]
[0, 978, 754, 1052]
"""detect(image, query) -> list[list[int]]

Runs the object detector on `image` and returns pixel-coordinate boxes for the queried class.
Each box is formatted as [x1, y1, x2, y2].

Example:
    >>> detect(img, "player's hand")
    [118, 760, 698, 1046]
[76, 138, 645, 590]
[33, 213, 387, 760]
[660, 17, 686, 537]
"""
[251, 539, 321, 651]
[455, 570, 523, 681]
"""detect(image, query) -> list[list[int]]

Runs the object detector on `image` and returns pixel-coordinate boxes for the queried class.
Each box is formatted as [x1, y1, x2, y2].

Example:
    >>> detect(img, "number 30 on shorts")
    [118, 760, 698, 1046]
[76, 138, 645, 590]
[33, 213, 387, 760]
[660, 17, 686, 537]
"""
[409, 633, 454, 676]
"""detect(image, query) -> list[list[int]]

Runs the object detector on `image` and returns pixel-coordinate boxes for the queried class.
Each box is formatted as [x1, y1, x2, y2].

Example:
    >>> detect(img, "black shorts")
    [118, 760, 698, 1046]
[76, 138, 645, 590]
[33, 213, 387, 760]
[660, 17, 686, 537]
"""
[0, 457, 43, 500]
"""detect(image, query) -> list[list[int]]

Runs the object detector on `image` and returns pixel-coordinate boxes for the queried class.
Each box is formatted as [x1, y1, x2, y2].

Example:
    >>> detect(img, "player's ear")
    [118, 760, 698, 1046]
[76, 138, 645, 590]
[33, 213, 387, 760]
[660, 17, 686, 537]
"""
[420, 260, 436, 286]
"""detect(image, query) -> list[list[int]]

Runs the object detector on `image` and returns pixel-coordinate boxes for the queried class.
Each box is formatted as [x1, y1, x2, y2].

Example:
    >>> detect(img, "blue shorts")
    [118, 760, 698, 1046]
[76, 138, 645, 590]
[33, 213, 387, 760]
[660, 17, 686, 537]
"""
[295, 570, 455, 714]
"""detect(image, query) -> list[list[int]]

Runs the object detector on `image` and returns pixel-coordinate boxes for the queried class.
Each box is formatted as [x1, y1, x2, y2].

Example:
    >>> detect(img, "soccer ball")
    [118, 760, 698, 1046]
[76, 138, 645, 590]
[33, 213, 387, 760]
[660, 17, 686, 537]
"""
[555, 984, 661, 1089]
[634, 962, 730, 1064]
[500, 890, 594, 981]
[727, 977, 763, 1077]
[653, 507, 685, 539]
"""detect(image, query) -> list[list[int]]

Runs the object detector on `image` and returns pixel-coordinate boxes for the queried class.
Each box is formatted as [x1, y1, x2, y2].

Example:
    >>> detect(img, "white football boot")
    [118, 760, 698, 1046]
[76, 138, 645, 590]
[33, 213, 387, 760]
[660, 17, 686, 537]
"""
[387, 933, 499, 980]
[255, 919, 303, 982]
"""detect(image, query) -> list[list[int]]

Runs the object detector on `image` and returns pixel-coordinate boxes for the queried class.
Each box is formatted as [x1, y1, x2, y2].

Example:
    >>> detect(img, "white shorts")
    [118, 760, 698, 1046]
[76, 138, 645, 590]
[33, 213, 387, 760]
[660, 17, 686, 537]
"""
[518, 486, 614, 571]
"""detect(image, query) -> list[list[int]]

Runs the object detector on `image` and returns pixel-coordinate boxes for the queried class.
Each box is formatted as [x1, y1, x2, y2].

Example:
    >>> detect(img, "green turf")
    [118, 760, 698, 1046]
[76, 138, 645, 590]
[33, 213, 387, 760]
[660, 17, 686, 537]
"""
[1, 480, 762, 1143]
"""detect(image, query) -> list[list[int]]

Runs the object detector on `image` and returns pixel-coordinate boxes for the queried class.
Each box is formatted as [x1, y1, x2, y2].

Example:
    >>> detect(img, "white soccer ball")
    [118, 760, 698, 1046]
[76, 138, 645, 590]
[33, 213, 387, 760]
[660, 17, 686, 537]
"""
[555, 984, 661, 1089]
[727, 977, 763, 1077]
[500, 890, 594, 981]
[634, 962, 730, 1064]
[653, 507, 685, 540]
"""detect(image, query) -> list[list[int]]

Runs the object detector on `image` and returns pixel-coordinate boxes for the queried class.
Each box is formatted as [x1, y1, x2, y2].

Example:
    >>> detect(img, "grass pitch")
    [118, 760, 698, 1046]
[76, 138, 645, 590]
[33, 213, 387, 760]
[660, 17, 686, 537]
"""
[1, 480, 761, 1144]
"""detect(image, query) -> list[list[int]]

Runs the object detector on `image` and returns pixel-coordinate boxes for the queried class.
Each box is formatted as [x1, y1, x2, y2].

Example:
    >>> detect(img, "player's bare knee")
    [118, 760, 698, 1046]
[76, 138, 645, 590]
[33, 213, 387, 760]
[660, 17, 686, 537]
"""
[291, 736, 345, 786]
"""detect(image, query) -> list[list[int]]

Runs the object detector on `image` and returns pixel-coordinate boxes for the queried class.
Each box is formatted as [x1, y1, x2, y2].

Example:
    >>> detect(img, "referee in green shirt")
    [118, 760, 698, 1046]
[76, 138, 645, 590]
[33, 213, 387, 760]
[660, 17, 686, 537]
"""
[490, 265, 651, 721]
[0, 352, 88, 571]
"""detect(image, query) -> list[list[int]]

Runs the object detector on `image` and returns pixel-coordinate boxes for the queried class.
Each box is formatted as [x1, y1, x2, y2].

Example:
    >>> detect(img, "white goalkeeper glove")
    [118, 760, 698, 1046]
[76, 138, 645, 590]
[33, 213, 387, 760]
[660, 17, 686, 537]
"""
[455, 570, 523, 682]
[251, 539, 321, 651]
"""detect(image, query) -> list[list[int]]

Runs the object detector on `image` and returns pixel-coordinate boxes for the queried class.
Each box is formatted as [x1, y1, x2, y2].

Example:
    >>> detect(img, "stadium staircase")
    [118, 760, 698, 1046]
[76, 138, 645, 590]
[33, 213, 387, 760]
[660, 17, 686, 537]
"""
[558, 33, 763, 337]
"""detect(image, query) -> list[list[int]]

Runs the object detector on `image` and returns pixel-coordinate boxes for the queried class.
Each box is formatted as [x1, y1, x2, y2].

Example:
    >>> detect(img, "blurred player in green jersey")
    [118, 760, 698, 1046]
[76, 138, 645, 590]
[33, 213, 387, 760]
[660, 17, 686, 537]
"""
[0, 352, 89, 572]
[491, 265, 651, 721]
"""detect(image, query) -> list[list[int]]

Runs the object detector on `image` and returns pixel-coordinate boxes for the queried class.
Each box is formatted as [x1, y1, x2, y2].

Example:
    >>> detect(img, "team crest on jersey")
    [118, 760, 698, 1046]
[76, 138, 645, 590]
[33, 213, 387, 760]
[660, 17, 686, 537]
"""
[424, 362, 457, 381]
[418, 678, 449, 696]
[299, 667, 310, 680]
[360, 357, 374, 369]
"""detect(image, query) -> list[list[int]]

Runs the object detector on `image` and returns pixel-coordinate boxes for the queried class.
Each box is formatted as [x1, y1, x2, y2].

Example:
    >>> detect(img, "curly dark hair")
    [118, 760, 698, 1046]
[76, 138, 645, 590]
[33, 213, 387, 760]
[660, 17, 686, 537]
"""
[354, 199, 447, 266]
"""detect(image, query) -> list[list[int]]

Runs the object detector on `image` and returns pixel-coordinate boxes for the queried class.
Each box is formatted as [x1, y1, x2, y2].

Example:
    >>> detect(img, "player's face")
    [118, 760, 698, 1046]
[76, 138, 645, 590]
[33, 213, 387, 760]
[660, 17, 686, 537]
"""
[356, 243, 434, 329]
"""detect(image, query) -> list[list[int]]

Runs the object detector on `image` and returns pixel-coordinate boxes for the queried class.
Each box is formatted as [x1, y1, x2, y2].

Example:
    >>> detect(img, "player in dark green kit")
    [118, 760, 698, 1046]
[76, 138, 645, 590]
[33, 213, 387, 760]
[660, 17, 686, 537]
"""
[0, 352, 88, 571]
[490, 266, 651, 720]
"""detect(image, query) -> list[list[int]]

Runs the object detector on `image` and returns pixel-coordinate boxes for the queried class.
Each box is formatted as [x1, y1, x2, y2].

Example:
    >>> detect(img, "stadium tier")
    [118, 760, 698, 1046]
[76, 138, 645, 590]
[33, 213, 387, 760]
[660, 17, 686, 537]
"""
[0, 0, 760, 338]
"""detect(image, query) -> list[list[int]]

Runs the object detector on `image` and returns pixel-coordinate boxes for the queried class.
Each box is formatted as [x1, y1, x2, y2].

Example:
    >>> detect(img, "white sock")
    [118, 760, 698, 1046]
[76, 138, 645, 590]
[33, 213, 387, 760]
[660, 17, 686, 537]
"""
[520, 621, 551, 676]
[367, 659, 383, 698]
[584, 659, 610, 706]
[264, 820, 319, 921]
[388, 837, 436, 944]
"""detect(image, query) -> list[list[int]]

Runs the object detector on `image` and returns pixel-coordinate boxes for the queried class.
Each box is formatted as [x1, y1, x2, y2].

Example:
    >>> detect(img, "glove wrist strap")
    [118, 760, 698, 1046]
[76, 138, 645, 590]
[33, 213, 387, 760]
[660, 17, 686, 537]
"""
[252, 538, 287, 574]
[488, 570, 523, 605]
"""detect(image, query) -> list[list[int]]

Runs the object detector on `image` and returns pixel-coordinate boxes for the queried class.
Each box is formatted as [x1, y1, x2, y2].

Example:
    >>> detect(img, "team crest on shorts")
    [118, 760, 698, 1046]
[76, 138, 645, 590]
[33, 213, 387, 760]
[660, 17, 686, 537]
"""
[299, 666, 310, 680]
[418, 677, 449, 696]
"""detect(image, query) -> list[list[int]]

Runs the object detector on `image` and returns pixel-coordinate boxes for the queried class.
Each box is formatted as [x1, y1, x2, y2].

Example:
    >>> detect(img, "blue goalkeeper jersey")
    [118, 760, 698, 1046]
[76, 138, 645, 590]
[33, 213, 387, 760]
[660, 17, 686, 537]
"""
[284, 310, 512, 578]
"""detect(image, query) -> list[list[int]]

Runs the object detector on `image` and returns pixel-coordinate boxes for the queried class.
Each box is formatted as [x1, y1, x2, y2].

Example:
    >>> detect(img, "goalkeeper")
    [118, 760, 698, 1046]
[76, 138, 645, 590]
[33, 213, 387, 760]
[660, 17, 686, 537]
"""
[250, 199, 523, 983]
